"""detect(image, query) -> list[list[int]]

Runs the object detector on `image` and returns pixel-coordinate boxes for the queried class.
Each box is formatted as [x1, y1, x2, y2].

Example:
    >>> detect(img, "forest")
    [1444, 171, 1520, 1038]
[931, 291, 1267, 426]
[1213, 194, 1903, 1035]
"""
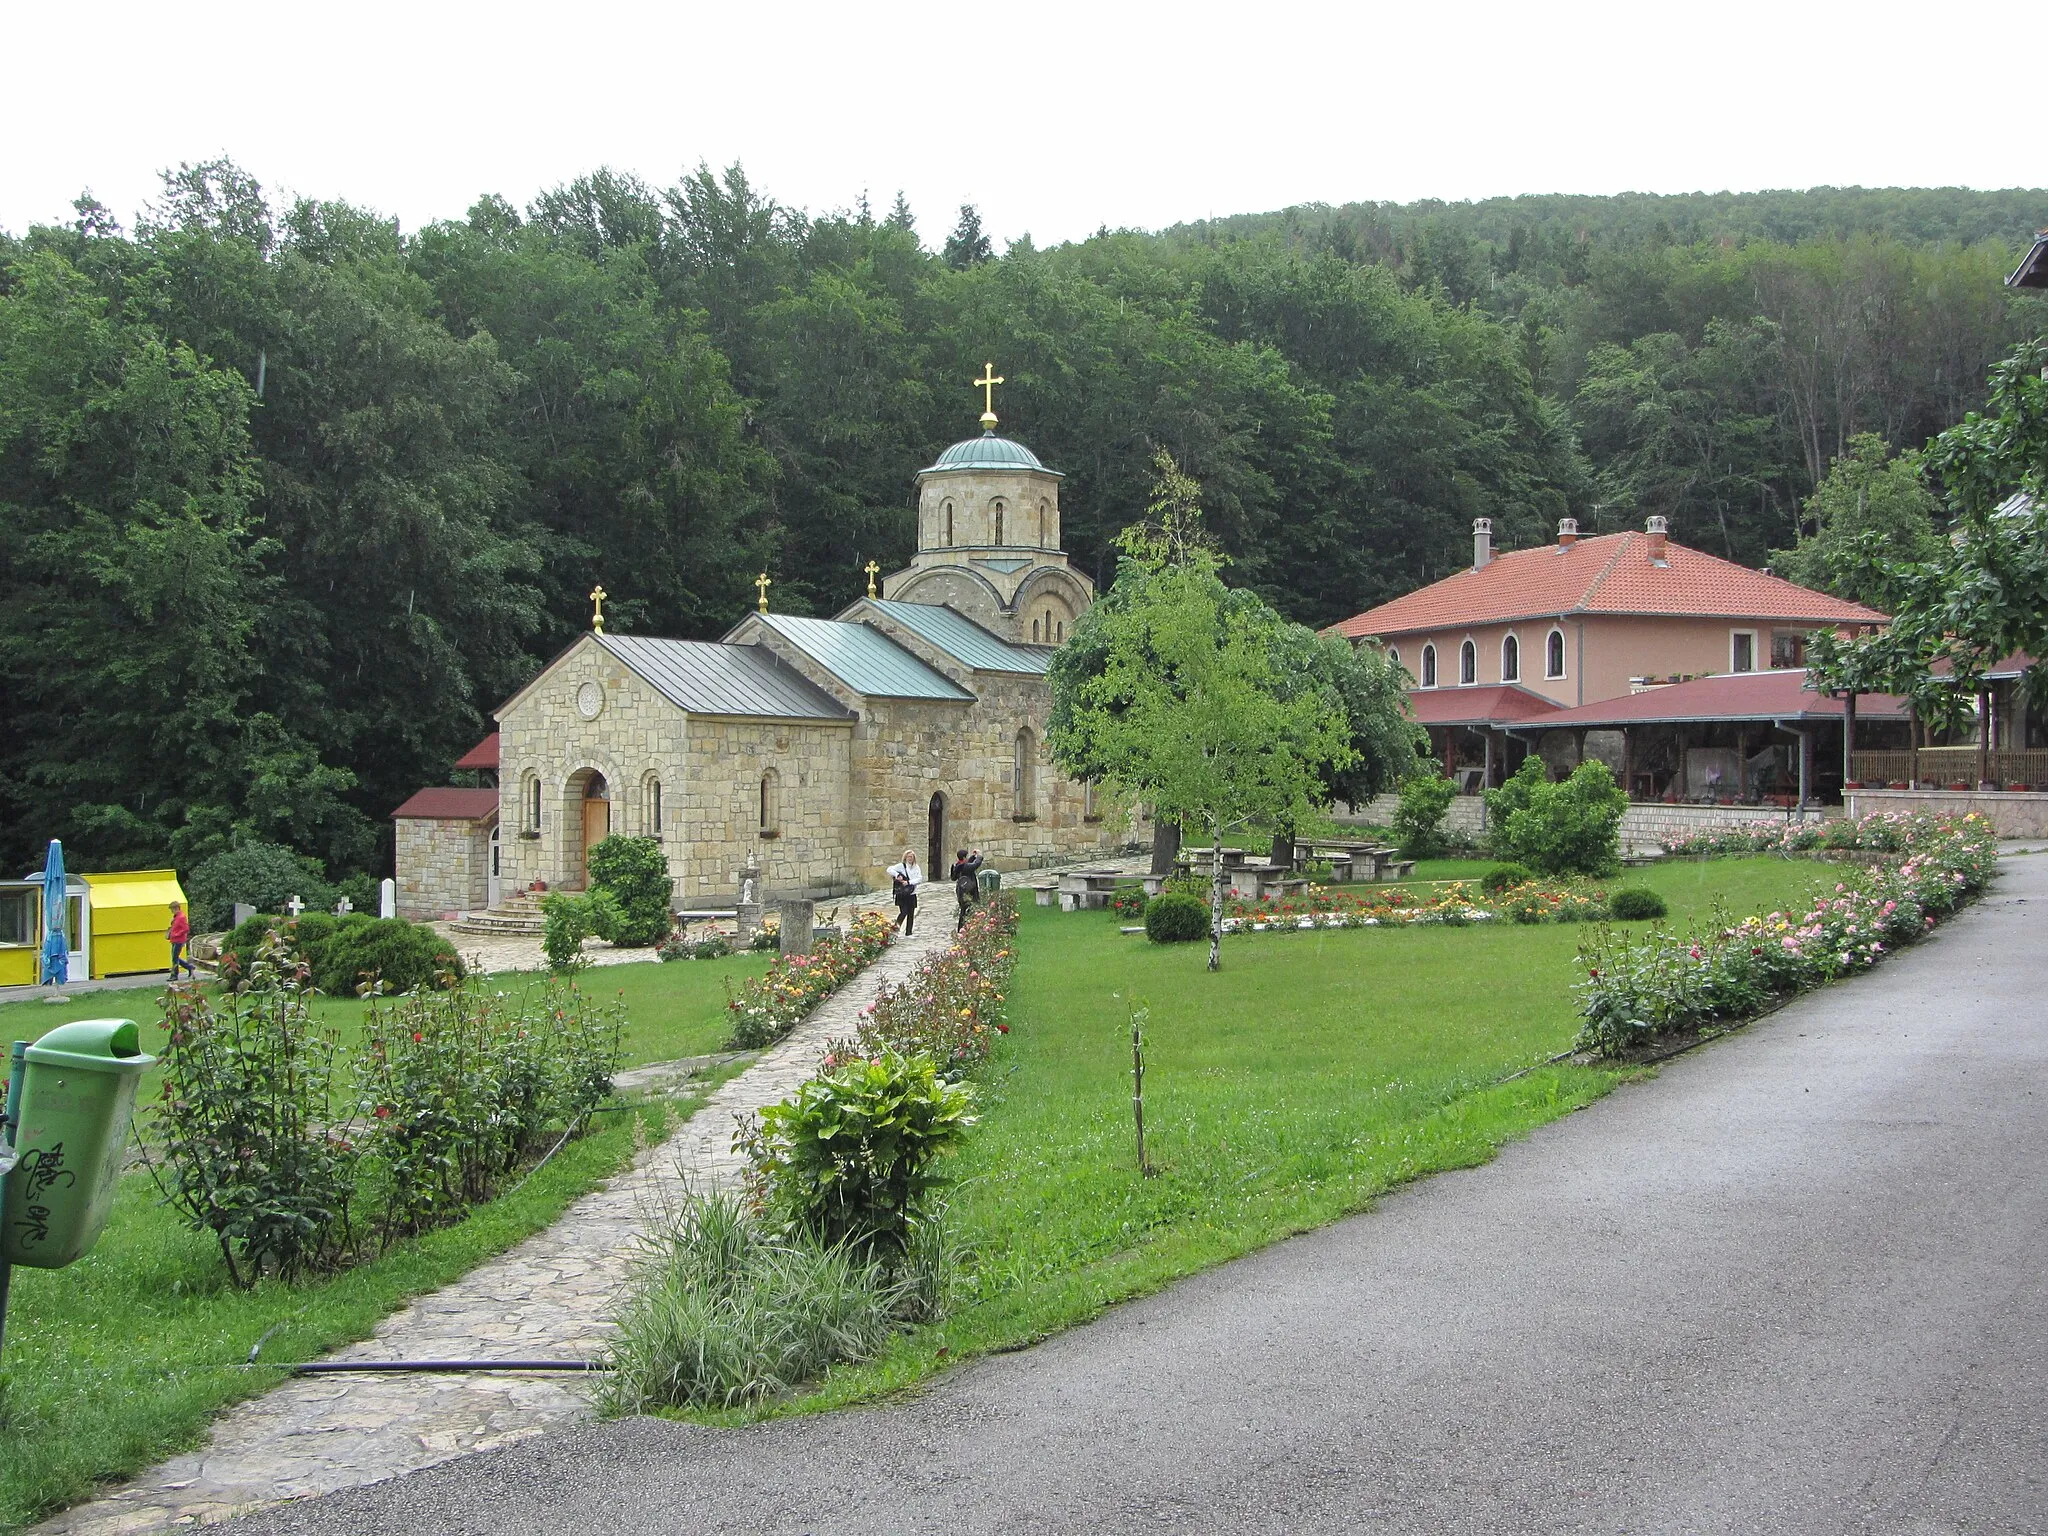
[2, 165, 2044, 881]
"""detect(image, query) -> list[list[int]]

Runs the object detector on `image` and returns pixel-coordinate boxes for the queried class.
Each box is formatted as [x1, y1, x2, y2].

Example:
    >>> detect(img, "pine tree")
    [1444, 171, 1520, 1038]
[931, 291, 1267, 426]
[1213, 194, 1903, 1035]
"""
[885, 191, 917, 237]
[943, 204, 993, 269]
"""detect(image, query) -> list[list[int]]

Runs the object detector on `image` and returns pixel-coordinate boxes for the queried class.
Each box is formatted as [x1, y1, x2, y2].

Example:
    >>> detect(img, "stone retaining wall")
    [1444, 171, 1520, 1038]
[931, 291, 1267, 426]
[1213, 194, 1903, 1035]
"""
[1846, 787, 2048, 838]
[1348, 794, 1832, 855]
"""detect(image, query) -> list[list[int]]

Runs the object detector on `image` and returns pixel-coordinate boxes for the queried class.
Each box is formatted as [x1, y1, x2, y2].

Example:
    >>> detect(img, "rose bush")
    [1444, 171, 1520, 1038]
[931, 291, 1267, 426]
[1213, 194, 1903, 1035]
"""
[1577, 812, 1996, 1056]
[724, 912, 894, 1049]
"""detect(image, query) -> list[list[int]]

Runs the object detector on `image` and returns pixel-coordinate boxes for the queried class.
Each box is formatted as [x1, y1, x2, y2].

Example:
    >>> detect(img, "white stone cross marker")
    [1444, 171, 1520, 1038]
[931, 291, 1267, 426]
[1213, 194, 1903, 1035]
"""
[335, 896, 353, 917]
[285, 895, 305, 918]
[379, 878, 396, 919]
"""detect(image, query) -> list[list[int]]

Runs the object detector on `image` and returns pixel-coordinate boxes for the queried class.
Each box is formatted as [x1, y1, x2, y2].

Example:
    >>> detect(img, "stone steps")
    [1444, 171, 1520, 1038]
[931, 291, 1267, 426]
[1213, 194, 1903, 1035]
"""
[448, 906, 547, 937]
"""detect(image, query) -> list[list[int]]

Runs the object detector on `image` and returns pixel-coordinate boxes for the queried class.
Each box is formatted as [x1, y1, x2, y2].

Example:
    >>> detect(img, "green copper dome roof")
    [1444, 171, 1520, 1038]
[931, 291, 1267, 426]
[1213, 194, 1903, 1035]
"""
[921, 432, 1062, 477]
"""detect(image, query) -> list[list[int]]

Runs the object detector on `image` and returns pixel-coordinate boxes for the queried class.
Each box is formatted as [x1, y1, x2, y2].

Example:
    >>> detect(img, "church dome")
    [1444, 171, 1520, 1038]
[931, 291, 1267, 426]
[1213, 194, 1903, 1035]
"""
[921, 432, 1059, 476]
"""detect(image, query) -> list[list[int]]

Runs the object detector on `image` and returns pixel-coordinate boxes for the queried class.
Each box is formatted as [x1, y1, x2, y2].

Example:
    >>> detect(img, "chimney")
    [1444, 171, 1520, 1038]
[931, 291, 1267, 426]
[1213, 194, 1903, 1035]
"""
[1472, 517, 1493, 571]
[1645, 514, 1669, 563]
[1556, 517, 1579, 549]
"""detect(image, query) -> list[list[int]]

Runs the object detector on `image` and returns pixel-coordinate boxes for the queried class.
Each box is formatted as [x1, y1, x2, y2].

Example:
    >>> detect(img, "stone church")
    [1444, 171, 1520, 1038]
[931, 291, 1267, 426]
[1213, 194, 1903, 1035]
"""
[391, 386, 1128, 920]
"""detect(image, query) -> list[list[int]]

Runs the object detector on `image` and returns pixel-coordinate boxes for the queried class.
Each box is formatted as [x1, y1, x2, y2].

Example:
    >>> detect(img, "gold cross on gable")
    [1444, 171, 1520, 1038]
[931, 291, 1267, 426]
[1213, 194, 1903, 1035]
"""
[755, 572, 772, 613]
[973, 362, 1003, 427]
[589, 583, 607, 633]
[864, 560, 880, 598]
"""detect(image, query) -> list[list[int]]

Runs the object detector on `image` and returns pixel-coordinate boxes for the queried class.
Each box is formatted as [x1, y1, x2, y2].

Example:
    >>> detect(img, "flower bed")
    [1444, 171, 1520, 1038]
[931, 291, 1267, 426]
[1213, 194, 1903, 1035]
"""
[1215, 878, 1608, 934]
[832, 894, 1018, 1077]
[1578, 812, 1997, 1056]
[1661, 809, 1948, 858]
[723, 912, 895, 1049]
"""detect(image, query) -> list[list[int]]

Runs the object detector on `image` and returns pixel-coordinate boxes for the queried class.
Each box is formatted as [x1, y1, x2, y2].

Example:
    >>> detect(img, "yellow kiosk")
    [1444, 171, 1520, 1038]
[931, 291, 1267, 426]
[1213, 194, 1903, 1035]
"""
[0, 870, 187, 987]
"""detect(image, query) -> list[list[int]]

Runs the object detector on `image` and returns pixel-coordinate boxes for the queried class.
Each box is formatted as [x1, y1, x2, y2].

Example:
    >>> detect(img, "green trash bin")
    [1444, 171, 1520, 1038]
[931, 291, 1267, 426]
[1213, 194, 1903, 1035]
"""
[977, 867, 1001, 896]
[2, 1019, 155, 1269]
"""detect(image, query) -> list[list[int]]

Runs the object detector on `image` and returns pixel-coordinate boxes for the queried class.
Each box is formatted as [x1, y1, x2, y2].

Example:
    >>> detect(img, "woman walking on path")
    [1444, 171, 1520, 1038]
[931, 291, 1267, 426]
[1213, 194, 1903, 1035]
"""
[166, 900, 196, 979]
[887, 849, 923, 935]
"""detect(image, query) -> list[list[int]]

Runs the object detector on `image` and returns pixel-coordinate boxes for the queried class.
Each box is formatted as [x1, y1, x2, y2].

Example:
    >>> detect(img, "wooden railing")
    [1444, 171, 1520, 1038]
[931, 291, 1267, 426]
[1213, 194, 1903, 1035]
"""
[1852, 748, 2048, 788]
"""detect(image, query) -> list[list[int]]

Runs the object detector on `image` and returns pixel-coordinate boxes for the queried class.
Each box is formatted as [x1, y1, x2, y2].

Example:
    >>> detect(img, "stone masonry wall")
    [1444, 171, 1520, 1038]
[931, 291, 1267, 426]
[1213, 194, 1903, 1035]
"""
[1847, 787, 2048, 838]
[1351, 793, 1830, 855]
[394, 818, 491, 920]
[676, 716, 856, 902]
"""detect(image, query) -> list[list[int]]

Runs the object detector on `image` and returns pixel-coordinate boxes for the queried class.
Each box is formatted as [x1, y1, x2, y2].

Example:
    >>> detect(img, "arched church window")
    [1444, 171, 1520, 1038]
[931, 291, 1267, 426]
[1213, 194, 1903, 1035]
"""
[642, 773, 663, 835]
[1421, 644, 1437, 688]
[759, 768, 780, 838]
[1502, 634, 1520, 682]
[1032, 618, 1041, 642]
[1013, 728, 1038, 820]
[1056, 621, 1064, 642]
[523, 771, 541, 833]
[944, 501, 954, 547]
[1038, 499, 1049, 548]
[1460, 639, 1476, 686]
[993, 500, 1006, 545]
[1082, 778, 1100, 822]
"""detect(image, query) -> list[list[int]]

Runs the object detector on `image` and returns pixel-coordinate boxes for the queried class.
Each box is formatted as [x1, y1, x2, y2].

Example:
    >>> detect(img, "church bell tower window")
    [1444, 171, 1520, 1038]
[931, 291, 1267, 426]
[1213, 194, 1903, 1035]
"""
[943, 501, 954, 547]
[993, 500, 1006, 545]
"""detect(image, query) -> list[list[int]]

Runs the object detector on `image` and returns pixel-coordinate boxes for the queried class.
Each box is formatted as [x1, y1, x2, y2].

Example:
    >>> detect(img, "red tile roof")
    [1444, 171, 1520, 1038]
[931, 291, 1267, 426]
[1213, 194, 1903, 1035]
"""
[391, 787, 501, 821]
[1331, 533, 1887, 638]
[1407, 684, 1560, 727]
[454, 732, 499, 771]
[1535, 670, 1908, 728]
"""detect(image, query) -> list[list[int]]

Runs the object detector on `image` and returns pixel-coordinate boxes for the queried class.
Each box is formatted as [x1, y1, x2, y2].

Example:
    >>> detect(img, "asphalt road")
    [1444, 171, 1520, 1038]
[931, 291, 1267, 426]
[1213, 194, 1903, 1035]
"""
[233, 857, 2048, 1535]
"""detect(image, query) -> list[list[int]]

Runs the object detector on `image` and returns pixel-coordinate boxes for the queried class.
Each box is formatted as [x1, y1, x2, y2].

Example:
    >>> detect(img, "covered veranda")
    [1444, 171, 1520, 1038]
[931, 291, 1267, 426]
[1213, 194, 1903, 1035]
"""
[1528, 670, 1911, 808]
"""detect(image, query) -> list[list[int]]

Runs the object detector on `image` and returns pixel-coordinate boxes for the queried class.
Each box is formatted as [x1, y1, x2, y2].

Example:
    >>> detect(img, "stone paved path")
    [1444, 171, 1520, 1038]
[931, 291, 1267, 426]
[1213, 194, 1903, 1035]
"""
[39, 910, 961, 1536]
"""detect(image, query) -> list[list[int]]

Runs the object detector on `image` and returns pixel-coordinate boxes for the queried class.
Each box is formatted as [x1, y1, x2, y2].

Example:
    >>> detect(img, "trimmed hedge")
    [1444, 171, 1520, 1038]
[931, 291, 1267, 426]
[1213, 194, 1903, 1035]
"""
[1608, 887, 1668, 921]
[1481, 862, 1536, 895]
[1143, 891, 1208, 944]
[222, 911, 462, 995]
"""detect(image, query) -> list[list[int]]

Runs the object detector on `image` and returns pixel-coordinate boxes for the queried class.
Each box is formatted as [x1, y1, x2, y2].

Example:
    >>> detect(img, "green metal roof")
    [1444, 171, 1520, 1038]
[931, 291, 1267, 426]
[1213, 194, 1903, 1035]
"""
[757, 614, 975, 701]
[867, 601, 1054, 675]
[594, 634, 855, 719]
[920, 432, 1062, 477]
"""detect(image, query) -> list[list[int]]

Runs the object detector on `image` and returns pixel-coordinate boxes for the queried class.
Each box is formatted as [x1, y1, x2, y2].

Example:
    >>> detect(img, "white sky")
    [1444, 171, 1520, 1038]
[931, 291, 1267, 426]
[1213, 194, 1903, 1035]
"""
[4, 0, 2035, 246]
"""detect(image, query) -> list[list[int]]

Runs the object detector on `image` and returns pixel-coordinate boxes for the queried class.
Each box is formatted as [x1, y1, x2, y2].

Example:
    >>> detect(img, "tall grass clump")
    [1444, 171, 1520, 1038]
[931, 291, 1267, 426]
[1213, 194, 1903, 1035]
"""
[598, 1190, 904, 1413]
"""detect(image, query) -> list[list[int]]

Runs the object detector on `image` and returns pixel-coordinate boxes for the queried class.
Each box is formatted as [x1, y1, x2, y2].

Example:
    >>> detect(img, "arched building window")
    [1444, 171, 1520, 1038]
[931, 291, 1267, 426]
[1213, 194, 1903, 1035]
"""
[1421, 644, 1438, 688]
[1013, 728, 1038, 820]
[1038, 499, 1049, 547]
[943, 501, 955, 547]
[1501, 634, 1520, 682]
[523, 771, 542, 832]
[759, 768, 780, 837]
[1546, 628, 1566, 679]
[992, 500, 1006, 544]
[642, 773, 663, 835]
[1459, 639, 1476, 685]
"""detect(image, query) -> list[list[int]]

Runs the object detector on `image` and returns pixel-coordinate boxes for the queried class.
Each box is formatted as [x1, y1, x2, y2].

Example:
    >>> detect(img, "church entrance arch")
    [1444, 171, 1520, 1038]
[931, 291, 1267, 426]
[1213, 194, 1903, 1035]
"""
[565, 768, 610, 889]
[927, 792, 947, 879]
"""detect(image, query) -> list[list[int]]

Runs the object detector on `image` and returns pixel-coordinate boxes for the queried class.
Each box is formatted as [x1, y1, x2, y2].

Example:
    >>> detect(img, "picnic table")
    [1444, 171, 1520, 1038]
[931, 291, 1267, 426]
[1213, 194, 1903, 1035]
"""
[1057, 869, 1127, 911]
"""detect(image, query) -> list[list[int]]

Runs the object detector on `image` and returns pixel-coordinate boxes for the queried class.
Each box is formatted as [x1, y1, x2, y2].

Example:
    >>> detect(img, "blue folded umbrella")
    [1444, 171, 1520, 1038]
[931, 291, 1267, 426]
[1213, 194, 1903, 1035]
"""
[39, 839, 68, 986]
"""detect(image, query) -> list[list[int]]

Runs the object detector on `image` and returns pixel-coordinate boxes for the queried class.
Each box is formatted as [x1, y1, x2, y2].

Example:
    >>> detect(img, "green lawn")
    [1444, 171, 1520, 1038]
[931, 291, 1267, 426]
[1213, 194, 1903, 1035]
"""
[0, 1088, 725, 1534]
[744, 855, 1832, 1419]
[0, 951, 770, 1073]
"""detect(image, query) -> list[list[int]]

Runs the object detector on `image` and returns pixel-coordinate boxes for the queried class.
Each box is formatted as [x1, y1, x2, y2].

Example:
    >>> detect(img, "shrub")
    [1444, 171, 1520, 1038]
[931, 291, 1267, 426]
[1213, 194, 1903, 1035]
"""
[1391, 772, 1458, 859]
[1609, 887, 1668, 921]
[316, 917, 463, 996]
[598, 1190, 905, 1413]
[1109, 881, 1149, 917]
[186, 841, 336, 931]
[586, 835, 673, 948]
[1143, 890, 1209, 943]
[336, 872, 381, 916]
[1497, 884, 1608, 925]
[356, 974, 624, 1241]
[740, 1050, 975, 1258]
[148, 933, 360, 1285]
[1482, 862, 1536, 895]
[541, 889, 620, 972]
[1486, 758, 1627, 876]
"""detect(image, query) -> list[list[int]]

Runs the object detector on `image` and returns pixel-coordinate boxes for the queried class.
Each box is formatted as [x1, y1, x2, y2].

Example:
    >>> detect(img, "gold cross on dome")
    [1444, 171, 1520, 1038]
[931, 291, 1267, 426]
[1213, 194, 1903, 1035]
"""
[755, 572, 772, 613]
[864, 560, 880, 598]
[589, 583, 607, 633]
[973, 362, 1004, 428]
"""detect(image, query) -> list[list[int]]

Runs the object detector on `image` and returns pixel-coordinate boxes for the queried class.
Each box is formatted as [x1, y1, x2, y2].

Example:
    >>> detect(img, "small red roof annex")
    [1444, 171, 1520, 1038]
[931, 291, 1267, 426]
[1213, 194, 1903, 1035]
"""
[1534, 670, 1908, 728]
[1332, 532, 1886, 639]
[391, 787, 501, 821]
[1406, 684, 1560, 728]
[454, 732, 500, 771]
